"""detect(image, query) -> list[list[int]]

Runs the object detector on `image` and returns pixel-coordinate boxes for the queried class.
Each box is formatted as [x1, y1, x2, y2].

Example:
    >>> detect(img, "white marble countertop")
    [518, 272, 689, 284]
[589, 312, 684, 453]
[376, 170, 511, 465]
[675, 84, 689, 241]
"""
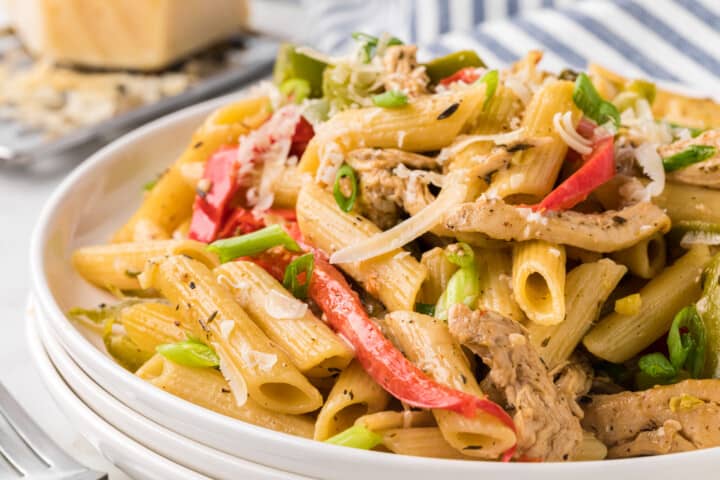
[0, 2, 303, 478]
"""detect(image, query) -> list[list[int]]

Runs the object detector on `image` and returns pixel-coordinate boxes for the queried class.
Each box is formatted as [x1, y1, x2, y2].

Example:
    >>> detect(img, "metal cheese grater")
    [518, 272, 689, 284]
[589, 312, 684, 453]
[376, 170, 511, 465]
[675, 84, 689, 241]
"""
[0, 32, 279, 167]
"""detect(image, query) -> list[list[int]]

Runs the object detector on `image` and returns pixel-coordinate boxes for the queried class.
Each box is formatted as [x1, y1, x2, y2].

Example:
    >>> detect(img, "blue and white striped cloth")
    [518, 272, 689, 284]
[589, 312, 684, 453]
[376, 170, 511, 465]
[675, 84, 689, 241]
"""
[300, 0, 720, 91]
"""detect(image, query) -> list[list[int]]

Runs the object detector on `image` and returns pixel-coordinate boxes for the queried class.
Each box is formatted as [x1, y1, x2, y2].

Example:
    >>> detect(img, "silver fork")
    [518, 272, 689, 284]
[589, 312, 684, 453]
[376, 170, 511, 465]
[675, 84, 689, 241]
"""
[0, 382, 107, 479]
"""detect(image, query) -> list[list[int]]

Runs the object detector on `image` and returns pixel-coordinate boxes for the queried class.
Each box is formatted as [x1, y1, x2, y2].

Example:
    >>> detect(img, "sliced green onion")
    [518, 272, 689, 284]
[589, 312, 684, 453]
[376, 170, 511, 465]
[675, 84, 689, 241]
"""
[668, 305, 706, 378]
[435, 244, 480, 321]
[352, 32, 403, 63]
[626, 79, 656, 105]
[280, 78, 311, 104]
[478, 69, 498, 111]
[445, 242, 475, 269]
[207, 225, 301, 263]
[415, 303, 436, 316]
[662, 145, 717, 172]
[273, 43, 327, 98]
[638, 352, 677, 380]
[371, 90, 408, 109]
[668, 122, 705, 138]
[573, 73, 620, 127]
[333, 163, 358, 212]
[283, 253, 314, 300]
[156, 338, 220, 368]
[325, 425, 383, 450]
[143, 179, 158, 191]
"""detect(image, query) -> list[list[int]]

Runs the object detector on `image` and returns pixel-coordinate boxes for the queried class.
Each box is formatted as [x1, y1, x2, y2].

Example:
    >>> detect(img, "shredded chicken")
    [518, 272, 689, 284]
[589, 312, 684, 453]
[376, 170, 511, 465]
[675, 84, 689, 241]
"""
[346, 148, 438, 229]
[582, 379, 720, 458]
[660, 129, 720, 188]
[382, 45, 429, 97]
[448, 304, 583, 461]
[444, 198, 671, 252]
[551, 357, 593, 420]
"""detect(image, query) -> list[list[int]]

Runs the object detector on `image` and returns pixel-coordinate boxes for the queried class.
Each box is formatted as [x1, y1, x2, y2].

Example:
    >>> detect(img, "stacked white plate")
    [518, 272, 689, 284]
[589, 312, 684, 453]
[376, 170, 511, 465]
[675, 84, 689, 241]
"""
[27, 89, 720, 480]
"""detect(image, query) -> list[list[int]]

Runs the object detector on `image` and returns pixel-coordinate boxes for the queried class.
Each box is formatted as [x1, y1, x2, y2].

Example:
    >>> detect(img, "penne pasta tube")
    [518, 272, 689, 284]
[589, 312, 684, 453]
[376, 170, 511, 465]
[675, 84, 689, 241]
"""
[296, 182, 427, 311]
[488, 80, 581, 201]
[610, 232, 666, 279]
[113, 96, 271, 243]
[417, 247, 458, 305]
[527, 259, 627, 369]
[475, 248, 526, 323]
[583, 246, 711, 363]
[298, 83, 488, 174]
[653, 182, 720, 225]
[512, 240, 566, 326]
[214, 261, 353, 377]
[573, 431, 608, 461]
[140, 255, 323, 414]
[382, 427, 474, 460]
[72, 239, 218, 290]
[313, 360, 390, 440]
[383, 311, 516, 459]
[119, 302, 185, 352]
[137, 354, 314, 438]
[354, 410, 436, 433]
[273, 166, 303, 208]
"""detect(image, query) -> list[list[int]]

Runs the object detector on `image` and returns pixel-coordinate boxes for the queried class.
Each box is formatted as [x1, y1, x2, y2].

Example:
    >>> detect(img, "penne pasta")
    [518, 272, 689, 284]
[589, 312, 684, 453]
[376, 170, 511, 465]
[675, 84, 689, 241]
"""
[137, 354, 314, 438]
[512, 240, 566, 326]
[214, 261, 353, 376]
[296, 181, 427, 311]
[354, 410, 436, 433]
[140, 255, 323, 414]
[475, 248, 526, 323]
[119, 302, 185, 352]
[73, 239, 218, 290]
[583, 246, 711, 363]
[527, 259, 627, 369]
[654, 182, 720, 225]
[417, 247, 458, 305]
[382, 427, 473, 459]
[298, 83, 488, 175]
[313, 360, 390, 440]
[113, 96, 272, 242]
[487, 80, 580, 201]
[383, 311, 516, 459]
[610, 232, 666, 279]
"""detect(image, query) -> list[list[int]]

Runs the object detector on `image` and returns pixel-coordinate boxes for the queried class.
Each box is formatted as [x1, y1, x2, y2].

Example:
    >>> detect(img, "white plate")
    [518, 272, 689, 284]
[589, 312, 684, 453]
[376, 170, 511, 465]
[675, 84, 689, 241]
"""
[30, 86, 720, 479]
[26, 301, 208, 480]
[32, 297, 313, 480]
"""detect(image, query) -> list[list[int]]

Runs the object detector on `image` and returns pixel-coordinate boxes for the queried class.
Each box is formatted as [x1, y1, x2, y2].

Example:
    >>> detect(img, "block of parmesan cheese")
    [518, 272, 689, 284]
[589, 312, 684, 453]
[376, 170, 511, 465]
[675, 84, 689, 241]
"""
[6, 0, 248, 71]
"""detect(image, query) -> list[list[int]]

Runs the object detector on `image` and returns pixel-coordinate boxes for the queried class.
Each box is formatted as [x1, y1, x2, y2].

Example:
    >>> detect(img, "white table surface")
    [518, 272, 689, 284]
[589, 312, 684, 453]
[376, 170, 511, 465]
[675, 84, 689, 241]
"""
[0, 2, 303, 478]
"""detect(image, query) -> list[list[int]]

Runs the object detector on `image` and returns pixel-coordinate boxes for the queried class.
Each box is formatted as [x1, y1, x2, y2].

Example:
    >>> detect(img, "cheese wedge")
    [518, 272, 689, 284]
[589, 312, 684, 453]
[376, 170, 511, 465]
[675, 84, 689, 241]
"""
[6, 0, 248, 71]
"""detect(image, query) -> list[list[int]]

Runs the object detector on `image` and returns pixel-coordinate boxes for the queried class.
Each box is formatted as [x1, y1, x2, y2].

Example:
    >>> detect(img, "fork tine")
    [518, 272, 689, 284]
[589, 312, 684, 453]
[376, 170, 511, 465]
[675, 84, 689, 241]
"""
[0, 406, 49, 475]
[0, 383, 79, 471]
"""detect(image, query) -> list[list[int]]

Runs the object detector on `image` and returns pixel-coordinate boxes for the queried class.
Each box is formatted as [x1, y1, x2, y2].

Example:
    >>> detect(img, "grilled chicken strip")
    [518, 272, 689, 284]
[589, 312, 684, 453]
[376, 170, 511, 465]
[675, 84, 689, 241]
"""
[346, 148, 438, 229]
[382, 45, 429, 97]
[582, 380, 720, 458]
[661, 129, 720, 188]
[448, 304, 583, 461]
[444, 199, 671, 253]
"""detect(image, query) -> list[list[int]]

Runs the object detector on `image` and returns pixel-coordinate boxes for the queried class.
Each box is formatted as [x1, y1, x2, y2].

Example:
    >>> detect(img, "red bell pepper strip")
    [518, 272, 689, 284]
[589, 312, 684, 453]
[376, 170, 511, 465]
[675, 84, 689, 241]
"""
[188, 146, 240, 243]
[290, 116, 314, 158]
[255, 245, 517, 459]
[533, 135, 615, 212]
[438, 66, 481, 86]
[217, 207, 298, 240]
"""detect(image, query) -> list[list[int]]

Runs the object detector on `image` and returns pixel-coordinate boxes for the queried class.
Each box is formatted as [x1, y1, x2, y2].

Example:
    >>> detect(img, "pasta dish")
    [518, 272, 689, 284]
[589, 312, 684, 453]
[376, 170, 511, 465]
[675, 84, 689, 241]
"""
[68, 34, 720, 462]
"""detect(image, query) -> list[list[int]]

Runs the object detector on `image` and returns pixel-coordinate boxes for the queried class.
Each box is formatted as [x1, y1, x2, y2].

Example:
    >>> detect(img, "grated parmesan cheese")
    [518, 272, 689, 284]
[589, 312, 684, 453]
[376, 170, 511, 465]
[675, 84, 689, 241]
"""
[553, 111, 592, 155]
[264, 289, 308, 319]
[219, 320, 235, 340]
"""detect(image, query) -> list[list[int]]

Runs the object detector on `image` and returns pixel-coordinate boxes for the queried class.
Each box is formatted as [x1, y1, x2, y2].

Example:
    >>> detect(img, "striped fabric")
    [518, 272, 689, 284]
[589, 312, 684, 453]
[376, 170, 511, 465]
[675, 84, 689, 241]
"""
[301, 0, 720, 91]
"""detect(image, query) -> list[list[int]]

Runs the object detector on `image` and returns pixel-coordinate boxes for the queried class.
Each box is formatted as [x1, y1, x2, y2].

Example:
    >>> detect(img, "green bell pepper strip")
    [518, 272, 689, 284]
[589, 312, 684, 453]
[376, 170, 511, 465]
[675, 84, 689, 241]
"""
[424, 50, 486, 84]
